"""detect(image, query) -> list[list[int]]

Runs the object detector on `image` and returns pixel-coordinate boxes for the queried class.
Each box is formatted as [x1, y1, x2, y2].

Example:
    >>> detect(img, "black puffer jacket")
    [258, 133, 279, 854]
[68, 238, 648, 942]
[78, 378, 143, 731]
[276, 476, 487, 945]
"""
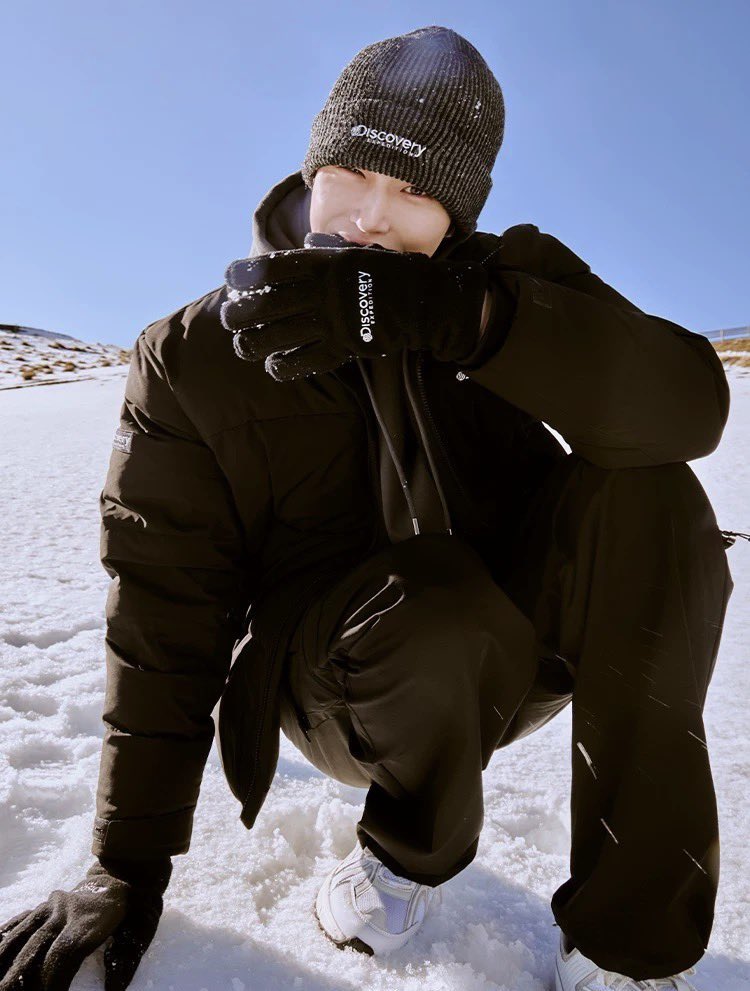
[90, 169, 730, 860]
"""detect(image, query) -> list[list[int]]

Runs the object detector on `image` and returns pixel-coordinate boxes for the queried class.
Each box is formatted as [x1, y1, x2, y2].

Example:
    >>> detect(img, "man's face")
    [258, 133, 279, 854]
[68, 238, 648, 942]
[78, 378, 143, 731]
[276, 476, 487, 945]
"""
[308, 164, 454, 257]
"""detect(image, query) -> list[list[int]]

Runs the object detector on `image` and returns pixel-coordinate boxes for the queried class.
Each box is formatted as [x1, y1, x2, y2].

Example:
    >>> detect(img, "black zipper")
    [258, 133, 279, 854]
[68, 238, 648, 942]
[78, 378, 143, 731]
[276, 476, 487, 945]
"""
[414, 350, 494, 529]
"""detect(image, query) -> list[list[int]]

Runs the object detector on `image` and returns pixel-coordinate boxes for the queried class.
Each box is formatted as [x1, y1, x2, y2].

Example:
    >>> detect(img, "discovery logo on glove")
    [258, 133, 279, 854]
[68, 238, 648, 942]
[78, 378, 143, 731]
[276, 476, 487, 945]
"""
[357, 270, 375, 342]
[220, 230, 488, 382]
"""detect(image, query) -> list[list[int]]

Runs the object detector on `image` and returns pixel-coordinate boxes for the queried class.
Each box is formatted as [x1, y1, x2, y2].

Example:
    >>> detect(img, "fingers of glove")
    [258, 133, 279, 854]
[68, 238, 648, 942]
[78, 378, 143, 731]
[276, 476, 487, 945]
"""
[303, 230, 401, 253]
[103, 894, 163, 991]
[230, 317, 321, 363]
[35, 899, 128, 991]
[225, 244, 411, 302]
[225, 251, 321, 292]
[0, 903, 50, 977]
[104, 935, 145, 991]
[220, 280, 315, 332]
[0, 914, 59, 989]
[37, 930, 98, 991]
[303, 231, 353, 250]
[264, 342, 346, 383]
[0, 908, 33, 941]
[103, 930, 153, 991]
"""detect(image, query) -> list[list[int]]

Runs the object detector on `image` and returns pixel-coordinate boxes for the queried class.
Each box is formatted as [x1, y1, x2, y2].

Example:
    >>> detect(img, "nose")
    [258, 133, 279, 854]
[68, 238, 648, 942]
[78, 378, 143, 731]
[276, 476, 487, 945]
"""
[353, 190, 391, 236]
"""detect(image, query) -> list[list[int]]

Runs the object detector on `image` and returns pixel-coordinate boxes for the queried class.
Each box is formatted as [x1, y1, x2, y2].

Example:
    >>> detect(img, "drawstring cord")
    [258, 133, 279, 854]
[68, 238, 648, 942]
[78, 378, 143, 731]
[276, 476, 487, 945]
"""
[354, 356, 748, 550]
[355, 356, 422, 536]
[720, 530, 749, 548]
[354, 353, 454, 538]
[402, 349, 453, 536]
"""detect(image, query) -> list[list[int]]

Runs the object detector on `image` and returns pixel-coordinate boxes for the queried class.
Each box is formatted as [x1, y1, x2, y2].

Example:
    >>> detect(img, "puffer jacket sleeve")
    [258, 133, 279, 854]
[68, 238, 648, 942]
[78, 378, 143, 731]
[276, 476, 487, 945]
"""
[461, 224, 730, 467]
[91, 326, 267, 860]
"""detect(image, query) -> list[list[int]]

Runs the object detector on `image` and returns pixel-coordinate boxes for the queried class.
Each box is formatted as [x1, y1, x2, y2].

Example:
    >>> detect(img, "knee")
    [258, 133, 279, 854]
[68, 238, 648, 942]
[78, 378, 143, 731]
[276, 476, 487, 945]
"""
[339, 586, 468, 685]
[584, 459, 722, 540]
[602, 460, 707, 506]
[378, 589, 537, 698]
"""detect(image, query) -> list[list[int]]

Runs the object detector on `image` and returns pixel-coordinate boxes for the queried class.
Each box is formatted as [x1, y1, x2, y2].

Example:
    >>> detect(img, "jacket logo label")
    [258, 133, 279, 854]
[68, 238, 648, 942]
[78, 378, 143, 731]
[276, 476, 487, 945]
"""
[357, 271, 375, 342]
[113, 427, 133, 453]
[351, 123, 426, 159]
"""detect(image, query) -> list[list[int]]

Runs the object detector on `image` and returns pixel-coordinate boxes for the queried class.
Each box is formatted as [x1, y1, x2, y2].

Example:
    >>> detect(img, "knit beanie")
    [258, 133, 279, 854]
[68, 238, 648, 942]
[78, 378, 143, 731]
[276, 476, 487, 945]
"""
[300, 25, 505, 239]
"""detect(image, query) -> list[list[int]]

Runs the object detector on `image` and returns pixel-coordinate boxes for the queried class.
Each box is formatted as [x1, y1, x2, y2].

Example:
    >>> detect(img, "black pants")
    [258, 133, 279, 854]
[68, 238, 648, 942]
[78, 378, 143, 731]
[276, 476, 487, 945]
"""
[278, 453, 734, 980]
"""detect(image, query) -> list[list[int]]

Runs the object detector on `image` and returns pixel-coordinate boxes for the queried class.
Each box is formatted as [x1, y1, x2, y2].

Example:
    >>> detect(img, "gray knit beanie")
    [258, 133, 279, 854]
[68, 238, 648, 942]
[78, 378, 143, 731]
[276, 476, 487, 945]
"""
[300, 25, 505, 239]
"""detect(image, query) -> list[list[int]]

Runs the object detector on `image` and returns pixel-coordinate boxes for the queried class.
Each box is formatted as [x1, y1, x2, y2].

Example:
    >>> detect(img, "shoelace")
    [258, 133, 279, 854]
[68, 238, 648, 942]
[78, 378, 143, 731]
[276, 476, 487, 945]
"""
[348, 846, 421, 896]
[350, 847, 435, 934]
[596, 964, 697, 989]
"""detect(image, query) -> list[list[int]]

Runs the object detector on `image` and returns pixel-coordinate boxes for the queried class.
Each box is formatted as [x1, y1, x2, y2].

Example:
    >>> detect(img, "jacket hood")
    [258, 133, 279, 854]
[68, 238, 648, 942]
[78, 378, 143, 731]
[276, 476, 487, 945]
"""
[249, 170, 315, 257]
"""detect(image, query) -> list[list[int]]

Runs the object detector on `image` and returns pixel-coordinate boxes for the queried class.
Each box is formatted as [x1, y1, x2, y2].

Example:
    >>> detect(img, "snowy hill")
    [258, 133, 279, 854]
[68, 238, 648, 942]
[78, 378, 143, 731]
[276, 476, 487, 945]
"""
[2, 322, 744, 393]
[0, 367, 747, 991]
[0, 324, 131, 390]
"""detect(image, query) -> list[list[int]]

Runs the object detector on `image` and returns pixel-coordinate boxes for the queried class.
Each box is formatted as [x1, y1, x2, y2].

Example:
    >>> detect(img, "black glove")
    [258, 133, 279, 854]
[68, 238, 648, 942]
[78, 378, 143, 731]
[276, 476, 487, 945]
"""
[220, 231, 489, 382]
[0, 855, 172, 991]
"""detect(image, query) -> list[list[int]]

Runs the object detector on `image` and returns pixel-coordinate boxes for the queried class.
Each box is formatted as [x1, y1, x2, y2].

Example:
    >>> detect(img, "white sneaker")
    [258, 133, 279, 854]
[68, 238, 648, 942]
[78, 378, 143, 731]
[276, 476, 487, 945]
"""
[554, 931, 699, 990]
[313, 840, 443, 955]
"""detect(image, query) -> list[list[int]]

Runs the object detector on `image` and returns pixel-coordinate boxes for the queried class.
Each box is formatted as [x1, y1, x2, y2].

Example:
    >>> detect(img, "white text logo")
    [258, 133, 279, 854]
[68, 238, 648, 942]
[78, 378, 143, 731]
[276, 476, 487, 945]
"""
[351, 123, 426, 158]
[357, 271, 375, 342]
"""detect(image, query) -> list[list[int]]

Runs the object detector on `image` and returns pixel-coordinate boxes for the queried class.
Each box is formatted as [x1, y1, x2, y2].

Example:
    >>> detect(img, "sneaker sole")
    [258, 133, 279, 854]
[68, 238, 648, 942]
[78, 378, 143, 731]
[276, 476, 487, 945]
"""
[554, 953, 564, 991]
[311, 895, 374, 956]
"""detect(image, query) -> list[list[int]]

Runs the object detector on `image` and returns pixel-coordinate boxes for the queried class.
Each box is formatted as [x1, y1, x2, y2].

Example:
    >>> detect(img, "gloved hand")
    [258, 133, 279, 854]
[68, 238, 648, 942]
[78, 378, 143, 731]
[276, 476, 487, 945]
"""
[220, 231, 489, 382]
[0, 855, 172, 990]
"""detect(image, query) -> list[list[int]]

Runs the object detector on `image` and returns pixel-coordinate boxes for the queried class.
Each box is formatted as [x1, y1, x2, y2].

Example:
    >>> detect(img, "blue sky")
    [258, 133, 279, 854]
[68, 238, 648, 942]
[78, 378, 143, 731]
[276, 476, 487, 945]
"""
[1, 0, 747, 346]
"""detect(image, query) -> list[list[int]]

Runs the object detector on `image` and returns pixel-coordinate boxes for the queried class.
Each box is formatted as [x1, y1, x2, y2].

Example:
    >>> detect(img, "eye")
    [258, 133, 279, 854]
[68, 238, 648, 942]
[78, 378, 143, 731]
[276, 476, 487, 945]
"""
[338, 165, 429, 198]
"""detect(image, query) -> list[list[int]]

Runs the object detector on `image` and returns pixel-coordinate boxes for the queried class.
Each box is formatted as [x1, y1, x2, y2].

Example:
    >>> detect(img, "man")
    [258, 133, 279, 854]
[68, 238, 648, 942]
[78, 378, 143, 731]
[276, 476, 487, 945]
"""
[0, 25, 735, 991]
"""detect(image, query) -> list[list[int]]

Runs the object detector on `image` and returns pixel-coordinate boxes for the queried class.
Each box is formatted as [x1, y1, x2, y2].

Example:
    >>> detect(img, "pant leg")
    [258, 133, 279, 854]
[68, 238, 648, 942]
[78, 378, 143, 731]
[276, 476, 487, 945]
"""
[278, 532, 541, 886]
[498, 452, 734, 981]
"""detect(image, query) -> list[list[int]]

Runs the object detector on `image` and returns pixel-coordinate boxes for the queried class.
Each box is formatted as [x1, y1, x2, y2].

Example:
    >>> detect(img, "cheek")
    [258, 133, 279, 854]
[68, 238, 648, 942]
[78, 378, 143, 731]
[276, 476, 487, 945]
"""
[404, 211, 447, 253]
[314, 188, 353, 226]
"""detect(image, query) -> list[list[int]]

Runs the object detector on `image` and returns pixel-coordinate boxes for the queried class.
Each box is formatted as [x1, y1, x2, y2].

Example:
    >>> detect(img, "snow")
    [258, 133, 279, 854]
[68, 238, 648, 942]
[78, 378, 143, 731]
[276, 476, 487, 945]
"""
[0, 326, 130, 390]
[0, 366, 748, 990]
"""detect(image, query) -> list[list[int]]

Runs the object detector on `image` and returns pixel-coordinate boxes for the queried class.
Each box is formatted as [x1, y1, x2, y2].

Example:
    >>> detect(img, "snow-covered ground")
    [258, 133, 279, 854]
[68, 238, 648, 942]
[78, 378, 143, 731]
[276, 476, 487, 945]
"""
[0, 365, 747, 991]
[0, 326, 130, 390]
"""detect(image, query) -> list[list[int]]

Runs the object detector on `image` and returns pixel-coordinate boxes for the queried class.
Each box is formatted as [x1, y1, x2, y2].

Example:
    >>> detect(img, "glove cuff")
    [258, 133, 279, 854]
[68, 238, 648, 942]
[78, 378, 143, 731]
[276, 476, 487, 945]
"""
[95, 854, 173, 892]
[455, 276, 517, 369]
[428, 261, 489, 362]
